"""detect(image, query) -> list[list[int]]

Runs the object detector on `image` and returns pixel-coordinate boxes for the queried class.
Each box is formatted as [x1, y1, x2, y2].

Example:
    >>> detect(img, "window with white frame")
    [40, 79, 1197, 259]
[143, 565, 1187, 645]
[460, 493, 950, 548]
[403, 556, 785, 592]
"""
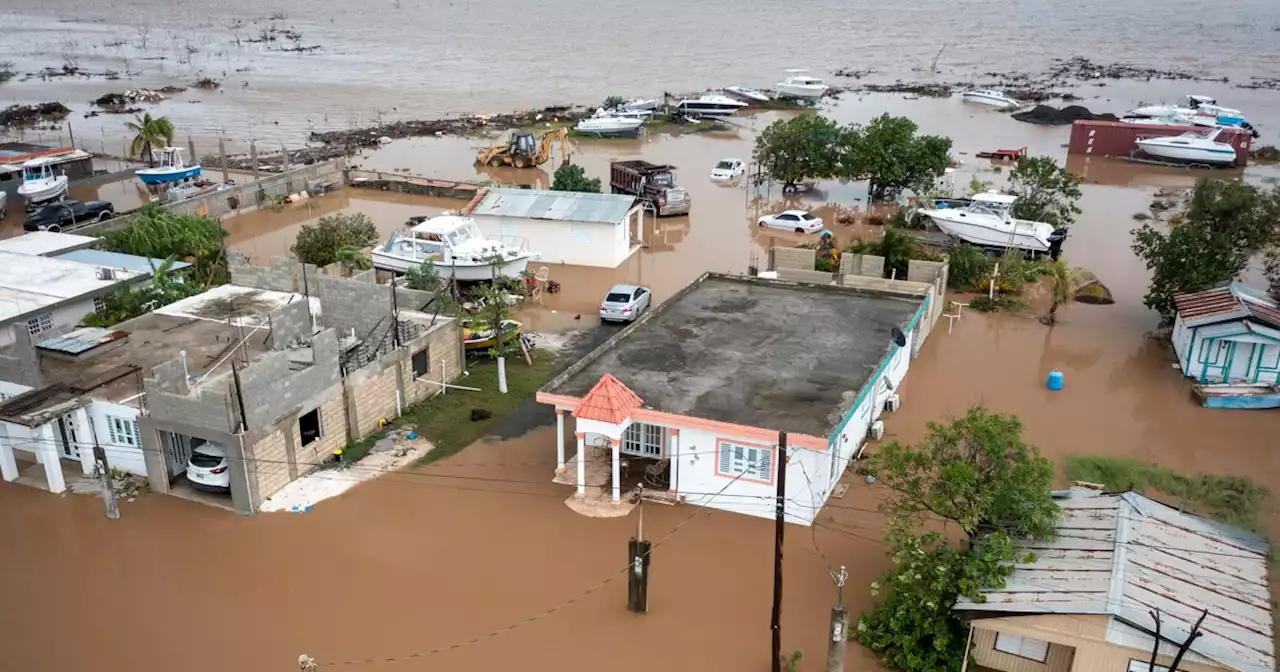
[993, 633, 1049, 662]
[716, 439, 773, 481]
[622, 422, 663, 457]
[107, 416, 140, 447]
[27, 313, 53, 337]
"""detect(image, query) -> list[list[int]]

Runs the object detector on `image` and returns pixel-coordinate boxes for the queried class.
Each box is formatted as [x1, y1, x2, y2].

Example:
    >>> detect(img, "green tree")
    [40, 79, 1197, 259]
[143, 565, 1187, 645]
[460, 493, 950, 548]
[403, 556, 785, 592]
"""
[862, 406, 1060, 540]
[1266, 248, 1280, 301]
[1007, 156, 1082, 228]
[405, 259, 461, 316]
[81, 257, 204, 326]
[1131, 179, 1280, 323]
[550, 163, 602, 193]
[945, 244, 993, 291]
[124, 113, 175, 166]
[100, 204, 227, 286]
[752, 113, 841, 191]
[292, 213, 380, 267]
[840, 114, 952, 202]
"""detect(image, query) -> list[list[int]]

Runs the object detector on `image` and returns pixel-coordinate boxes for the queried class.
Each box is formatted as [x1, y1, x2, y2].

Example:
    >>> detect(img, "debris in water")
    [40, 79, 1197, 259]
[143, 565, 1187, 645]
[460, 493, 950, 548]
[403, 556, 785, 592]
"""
[0, 102, 71, 127]
[1011, 104, 1117, 126]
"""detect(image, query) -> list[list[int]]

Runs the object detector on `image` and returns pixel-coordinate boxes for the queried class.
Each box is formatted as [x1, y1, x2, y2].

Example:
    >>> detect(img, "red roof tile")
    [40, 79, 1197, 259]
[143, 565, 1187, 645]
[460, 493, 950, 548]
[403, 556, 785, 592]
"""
[572, 373, 643, 424]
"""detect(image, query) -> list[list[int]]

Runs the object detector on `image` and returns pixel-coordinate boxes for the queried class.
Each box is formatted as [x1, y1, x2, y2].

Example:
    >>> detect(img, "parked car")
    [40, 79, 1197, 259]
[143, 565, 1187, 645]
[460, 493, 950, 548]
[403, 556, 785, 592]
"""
[758, 210, 823, 233]
[710, 158, 745, 181]
[186, 442, 231, 492]
[599, 284, 652, 322]
[23, 199, 115, 232]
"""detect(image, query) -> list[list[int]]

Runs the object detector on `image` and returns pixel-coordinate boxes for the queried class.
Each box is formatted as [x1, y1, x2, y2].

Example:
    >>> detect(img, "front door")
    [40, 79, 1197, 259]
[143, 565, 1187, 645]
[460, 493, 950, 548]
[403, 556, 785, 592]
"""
[622, 423, 663, 458]
[55, 413, 80, 460]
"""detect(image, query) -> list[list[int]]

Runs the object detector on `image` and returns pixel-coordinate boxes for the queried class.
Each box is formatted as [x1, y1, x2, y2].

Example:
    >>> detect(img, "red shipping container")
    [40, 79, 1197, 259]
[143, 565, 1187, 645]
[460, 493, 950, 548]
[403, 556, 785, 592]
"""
[1067, 120, 1253, 166]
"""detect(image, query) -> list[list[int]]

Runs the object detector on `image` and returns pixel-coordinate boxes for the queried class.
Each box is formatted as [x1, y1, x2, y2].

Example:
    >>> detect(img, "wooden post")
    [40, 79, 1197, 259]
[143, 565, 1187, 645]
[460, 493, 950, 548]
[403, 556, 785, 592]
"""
[628, 487, 651, 614]
[188, 136, 197, 168]
[219, 135, 229, 182]
[771, 431, 788, 672]
[249, 140, 260, 180]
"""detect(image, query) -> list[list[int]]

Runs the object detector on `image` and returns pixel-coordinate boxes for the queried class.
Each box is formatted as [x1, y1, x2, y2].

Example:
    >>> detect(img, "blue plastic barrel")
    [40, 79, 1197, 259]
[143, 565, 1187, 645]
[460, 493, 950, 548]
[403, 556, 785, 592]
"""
[1047, 370, 1064, 391]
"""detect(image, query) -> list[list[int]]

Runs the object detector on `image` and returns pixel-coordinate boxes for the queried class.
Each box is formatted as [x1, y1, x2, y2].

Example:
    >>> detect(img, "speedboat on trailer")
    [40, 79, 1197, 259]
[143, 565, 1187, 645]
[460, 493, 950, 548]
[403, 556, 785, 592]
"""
[918, 192, 1067, 258]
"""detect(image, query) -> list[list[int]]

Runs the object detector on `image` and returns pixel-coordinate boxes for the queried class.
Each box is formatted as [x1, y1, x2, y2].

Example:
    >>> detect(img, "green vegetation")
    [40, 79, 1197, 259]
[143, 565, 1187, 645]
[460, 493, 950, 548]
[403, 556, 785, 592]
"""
[292, 212, 379, 269]
[968, 294, 1025, 313]
[1007, 155, 1083, 228]
[1132, 179, 1280, 322]
[944, 244, 994, 291]
[0, 61, 15, 84]
[550, 163, 602, 193]
[1065, 456, 1269, 530]
[857, 408, 1058, 672]
[81, 258, 204, 327]
[100, 204, 228, 286]
[846, 228, 932, 279]
[125, 113, 175, 165]
[601, 95, 626, 110]
[752, 113, 951, 199]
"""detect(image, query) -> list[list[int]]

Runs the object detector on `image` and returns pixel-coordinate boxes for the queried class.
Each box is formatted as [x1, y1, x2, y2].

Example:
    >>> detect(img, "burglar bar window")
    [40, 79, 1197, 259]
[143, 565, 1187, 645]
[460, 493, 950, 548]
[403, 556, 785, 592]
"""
[411, 347, 430, 378]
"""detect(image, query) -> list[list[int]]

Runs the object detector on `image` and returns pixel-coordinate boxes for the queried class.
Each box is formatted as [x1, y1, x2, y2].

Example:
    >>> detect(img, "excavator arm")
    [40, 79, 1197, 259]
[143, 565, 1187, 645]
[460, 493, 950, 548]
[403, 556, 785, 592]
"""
[535, 127, 569, 166]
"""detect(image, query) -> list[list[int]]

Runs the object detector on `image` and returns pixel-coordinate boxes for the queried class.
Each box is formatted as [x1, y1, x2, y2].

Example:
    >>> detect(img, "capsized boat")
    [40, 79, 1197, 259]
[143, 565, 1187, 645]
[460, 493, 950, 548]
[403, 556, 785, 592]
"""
[723, 86, 770, 103]
[136, 147, 202, 184]
[775, 70, 829, 101]
[1134, 129, 1238, 166]
[1192, 383, 1280, 410]
[918, 192, 1067, 257]
[15, 159, 69, 205]
[961, 89, 1021, 109]
[461, 319, 522, 351]
[371, 214, 538, 280]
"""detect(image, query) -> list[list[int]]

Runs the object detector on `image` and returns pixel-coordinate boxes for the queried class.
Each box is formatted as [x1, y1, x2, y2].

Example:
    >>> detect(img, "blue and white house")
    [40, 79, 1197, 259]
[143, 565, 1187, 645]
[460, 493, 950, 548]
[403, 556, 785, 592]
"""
[1172, 283, 1280, 384]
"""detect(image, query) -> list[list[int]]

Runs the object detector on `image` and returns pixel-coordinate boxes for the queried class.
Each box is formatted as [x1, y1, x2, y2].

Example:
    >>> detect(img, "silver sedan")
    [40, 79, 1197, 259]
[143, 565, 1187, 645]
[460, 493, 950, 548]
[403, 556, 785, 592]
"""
[599, 284, 652, 322]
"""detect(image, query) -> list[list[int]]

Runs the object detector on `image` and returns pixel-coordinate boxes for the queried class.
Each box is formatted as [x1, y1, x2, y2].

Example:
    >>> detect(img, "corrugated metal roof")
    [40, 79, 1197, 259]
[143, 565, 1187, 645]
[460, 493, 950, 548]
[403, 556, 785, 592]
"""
[1174, 283, 1280, 329]
[36, 327, 130, 355]
[53, 249, 193, 275]
[466, 187, 636, 224]
[955, 488, 1274, 672]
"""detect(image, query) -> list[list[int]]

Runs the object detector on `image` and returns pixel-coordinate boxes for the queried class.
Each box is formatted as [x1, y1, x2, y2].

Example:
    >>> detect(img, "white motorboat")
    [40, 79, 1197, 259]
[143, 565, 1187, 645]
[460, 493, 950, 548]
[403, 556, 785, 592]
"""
[600, 107, 653, 120]
[723, 86, 770, 103]
[918, 192, 1067, 256]
[774, 70, 829, 101]
[372, 214, 539, 279]
[1135, 129, 1238, 166]
[1127, 94, 1223, 118]
[674, 93, 748, 118]
[576, 112, 644, 137]
[961, 89, 1021, 109]
[136, 147, 201, 184]
[1124, 95, 1254, 133]
[620, 98, 658, 111]
[15, 158, 69, 205]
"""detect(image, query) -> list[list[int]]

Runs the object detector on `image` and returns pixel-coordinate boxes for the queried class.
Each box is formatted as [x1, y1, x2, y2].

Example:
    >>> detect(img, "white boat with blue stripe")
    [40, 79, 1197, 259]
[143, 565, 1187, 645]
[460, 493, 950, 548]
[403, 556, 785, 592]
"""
[136, 147, 202, 185]
[1135, 128, 1238, 166]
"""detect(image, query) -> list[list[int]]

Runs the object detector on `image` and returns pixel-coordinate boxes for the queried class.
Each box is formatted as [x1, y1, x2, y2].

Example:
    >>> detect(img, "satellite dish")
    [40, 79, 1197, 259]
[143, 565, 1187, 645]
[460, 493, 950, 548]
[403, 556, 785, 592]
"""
[890, 327, 907, 348]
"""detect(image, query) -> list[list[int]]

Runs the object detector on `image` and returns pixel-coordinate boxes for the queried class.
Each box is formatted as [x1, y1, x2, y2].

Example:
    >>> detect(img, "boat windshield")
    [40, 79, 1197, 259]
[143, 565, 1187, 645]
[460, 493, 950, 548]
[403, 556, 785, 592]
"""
[22, 165, 47, 180]
[446, 223, 482, 247]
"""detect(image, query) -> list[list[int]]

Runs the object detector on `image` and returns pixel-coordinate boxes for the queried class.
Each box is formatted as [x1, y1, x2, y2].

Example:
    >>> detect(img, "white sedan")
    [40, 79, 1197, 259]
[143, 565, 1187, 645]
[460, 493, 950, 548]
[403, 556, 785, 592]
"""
[757, 210, 823, 233]
[710, 158, 745, 181]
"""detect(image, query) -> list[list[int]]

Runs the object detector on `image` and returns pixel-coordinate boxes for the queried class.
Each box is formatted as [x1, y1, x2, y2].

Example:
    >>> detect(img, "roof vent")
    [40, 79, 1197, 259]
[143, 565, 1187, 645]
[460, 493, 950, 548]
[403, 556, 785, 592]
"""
[96, 267, 116, 281]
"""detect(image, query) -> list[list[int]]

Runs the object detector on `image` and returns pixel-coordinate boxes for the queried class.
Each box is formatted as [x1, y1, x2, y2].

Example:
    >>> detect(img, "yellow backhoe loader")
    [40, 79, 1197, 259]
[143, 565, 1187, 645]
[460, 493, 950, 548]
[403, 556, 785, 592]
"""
[474, 127, 568, 169]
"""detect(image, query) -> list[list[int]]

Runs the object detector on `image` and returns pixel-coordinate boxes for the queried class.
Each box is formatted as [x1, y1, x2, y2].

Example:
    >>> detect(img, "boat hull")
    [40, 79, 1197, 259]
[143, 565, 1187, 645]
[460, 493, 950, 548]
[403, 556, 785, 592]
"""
[372, 252, 534, 280]
[962, 93, 1018, 108]
[724, 87, 770, 102]
[920, 210, 1055, 253]
[17, 176, 69, 203]
[1193, 384, 1280, 409]
[675, 105, 742, 118]
[137, 165, 202, 184]
[775, 85, 826, 101]
[575, 120, 644, 137]
[1134, 141, 1236, 165]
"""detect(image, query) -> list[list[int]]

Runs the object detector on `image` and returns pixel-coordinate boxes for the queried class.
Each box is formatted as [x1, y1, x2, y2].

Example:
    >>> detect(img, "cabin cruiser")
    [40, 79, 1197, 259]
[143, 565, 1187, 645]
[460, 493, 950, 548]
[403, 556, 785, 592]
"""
[620, 98, 658, 111]
[136, 147, 202, 184]
[674, 93, 749, 118]
[775, 70, 829, 101]
[918, 192, 1067, 257]
[1135, 128, 1238, 166]
[1123, 95, 1257, 136]
[576, 111, 644, 137]
[371, 214, 539, 279]
[961, 89, 1021, 109]
[15, 158, 69, 206]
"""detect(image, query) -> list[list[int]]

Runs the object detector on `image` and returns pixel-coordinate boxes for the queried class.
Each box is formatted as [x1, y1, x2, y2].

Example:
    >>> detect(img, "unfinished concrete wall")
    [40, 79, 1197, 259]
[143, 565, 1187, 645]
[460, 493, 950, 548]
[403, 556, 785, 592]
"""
[343, 317, 462, 441]
[238, 329, 341, 432]
[907, 260, 946, 285]
[839, 275, 932, 297]
[776, 269, 836, 285]
[401, 318, 463, 405]
[229, 255, 298, 293]
[267, 300, 312, 350]
[0, 328, 41, 388]
[143, 359, 239, 434]
[772, 247, 816, 271]
[243, 389, 348, 506]
[315, 275, 434, 341]
[840, 254, 887, 278]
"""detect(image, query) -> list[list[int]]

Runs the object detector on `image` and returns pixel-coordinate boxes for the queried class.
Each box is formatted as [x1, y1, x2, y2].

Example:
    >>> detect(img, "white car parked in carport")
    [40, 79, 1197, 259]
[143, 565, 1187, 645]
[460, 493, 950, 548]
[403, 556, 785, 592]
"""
[710, 158, 745, 181]
[186, 442, 231, 492]
[757, 210, 823, 233]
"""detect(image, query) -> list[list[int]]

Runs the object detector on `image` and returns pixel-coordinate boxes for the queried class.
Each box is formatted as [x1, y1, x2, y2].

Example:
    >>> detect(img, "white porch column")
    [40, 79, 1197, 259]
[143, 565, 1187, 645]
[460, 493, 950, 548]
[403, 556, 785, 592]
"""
[668, 428, 679, 493]
[554, 409, 566, 473]
[574, 432, 586, 498]
[0, 428, 18, 482]
[74, 408, 95, 476]
[610, 437, 621, 504]
[38, 423, 65, 494]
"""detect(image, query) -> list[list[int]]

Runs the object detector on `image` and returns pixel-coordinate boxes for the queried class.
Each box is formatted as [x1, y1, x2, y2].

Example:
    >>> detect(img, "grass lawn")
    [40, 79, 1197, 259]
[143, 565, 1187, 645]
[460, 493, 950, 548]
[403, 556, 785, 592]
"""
[1065, 455, 1270, 531]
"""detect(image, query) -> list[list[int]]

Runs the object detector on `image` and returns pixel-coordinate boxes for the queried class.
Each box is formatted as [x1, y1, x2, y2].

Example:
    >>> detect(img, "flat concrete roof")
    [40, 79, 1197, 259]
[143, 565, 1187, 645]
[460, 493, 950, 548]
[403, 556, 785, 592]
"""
[545, 274, 923, 438]
[0, 231, 99, 257]
[0, 251, 146, 324]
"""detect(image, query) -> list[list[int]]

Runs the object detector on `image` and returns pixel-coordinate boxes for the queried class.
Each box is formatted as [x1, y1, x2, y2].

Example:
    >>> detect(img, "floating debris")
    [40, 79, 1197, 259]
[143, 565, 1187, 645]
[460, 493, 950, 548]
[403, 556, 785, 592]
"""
[0, 102, 71, 128]
[1011, 104, 1117, 126]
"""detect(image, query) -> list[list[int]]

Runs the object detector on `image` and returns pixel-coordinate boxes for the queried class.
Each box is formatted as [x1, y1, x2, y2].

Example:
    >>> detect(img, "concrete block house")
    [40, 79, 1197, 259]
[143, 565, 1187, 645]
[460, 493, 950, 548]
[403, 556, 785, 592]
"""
[536, 273, 941, 524]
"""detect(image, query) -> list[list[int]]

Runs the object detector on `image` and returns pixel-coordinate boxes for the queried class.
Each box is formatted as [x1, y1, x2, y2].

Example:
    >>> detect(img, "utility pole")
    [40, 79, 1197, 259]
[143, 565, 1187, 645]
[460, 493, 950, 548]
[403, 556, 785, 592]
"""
[89, 422, 119, 519]
[1166, 609, 1208, 672]
[628, 484, 651, 613]
[827, 565, 849, 672]
[771, 431, 788, 672]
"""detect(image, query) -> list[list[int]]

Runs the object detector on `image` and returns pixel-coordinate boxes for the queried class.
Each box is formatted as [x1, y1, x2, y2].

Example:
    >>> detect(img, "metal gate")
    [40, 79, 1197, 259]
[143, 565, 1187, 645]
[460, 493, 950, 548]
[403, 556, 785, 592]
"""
[55, 412, 80, 460]
[164, 432, 193, 477]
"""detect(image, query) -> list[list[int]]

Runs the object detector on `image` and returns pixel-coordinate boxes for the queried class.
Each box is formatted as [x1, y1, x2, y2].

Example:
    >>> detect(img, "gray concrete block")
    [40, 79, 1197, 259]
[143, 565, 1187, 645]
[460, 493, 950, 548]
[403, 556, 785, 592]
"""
[268, 300, 312, 350]
[772, 247, 816, 271]
[859, 255, 885, 279]
[776, 268, 836, 285]
[908, 260, 945, 284]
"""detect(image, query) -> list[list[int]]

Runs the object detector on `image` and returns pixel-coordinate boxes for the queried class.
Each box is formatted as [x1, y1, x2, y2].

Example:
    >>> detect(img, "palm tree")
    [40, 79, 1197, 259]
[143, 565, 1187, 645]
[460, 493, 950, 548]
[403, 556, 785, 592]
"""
[1042, 259, 1113, 325]
[125, 113, 175, 166]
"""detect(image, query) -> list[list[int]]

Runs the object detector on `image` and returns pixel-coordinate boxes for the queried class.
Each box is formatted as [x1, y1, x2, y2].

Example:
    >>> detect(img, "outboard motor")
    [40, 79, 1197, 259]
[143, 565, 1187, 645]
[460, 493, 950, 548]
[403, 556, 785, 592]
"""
[1048, 228, 1069, 261]
[1242, 120, 1260, 139]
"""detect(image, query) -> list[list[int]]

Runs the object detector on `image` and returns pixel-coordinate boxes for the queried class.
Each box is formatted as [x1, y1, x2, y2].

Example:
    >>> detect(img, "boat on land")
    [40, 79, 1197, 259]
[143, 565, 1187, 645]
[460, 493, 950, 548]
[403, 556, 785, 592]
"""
[461, 319, 523, 351]
[723, 86, 770, 103]
[372, 214, 538, 280]
[16, 158, 69, 205]
[576, 111, 645, 137]
[1192, 383, 1280, 409]
[1134, 129, 1237, 166]
[136, 147, 202, 184]
[1123, 94, 1257, 135]
[775, 70, 829, 101]
[620, 98, 658, 111]
[961, 89, 1021, 109]
[673, 94, 748, 118]
[918, 191, 1067, 257]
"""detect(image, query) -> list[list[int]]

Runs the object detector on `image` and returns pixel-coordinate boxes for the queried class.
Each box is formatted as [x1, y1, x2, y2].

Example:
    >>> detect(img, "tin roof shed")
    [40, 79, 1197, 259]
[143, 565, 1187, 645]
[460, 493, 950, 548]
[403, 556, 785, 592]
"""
[1173, 283, 1280, 330]
[465, 187, 636, 224]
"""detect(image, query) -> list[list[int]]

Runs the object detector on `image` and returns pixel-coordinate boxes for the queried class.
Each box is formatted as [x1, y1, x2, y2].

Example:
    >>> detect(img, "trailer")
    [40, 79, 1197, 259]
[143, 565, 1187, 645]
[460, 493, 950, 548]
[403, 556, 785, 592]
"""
[609, 160, 691, 216]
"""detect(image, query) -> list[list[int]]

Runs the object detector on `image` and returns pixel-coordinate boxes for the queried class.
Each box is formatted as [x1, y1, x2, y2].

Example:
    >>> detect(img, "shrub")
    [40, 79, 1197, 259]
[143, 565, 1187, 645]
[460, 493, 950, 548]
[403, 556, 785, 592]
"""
[945, 244, 993, 291]
[293, 213, 379, 267]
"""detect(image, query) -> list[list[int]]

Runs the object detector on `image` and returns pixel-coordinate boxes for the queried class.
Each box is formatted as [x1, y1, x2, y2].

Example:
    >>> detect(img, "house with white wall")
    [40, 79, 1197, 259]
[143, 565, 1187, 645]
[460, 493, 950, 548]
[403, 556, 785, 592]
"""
[0, 251, 147, 347]
[1172, 283, 1280, 384]
[464, 187, 643, 268]
[536, 273, 937, 524]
